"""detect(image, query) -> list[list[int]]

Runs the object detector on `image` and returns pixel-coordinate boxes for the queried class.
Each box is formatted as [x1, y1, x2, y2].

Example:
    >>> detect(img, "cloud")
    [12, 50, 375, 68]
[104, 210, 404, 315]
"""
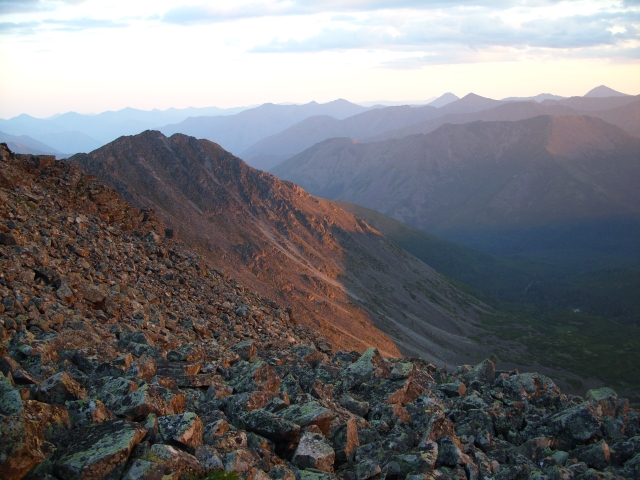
[42, 16, 129, 32]
[0, 16, 129, 35]
[160, 0, 566, 25]
[0, 0, 87, 15]
[0, 20, 40, 34]
[249, 8, 640, 63]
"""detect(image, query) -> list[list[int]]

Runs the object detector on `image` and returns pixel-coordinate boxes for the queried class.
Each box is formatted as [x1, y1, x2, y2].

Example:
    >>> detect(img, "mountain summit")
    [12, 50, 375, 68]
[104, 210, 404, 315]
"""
[584, 85, 630, 98]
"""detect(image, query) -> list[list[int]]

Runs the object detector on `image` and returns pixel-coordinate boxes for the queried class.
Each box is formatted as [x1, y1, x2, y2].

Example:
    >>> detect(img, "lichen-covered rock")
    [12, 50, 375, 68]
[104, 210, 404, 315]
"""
[279, 401, 334, 436]
[106, 384, 169, 420]
[339, 348, 390, 392]
[339, 395, 369, 418]
[464, 359, 496, 385]
[0, 375, 47, 480]
[121, 458, 180, 480]
[38, 372, 87, 405]
[438, 382, 467, 398]
[570, 440, 611, 470]
[50, 419, 146, 480]
[231, 361, 281, 393]
[195, 444, 224, 472]
[230, 340, 257, 360]
[157, 412, 203, 451]
[66, 399, 115, 427]
[292, 431, 336, 473]
[224, 447, 262, 474]
[550, 403, 601, 445]
[242, 408, 301, 441]
[586, 387, 618, 418]
[146, 443, 202, 477]
[330, 418, 359, 463]
[203, 419, 231, 444]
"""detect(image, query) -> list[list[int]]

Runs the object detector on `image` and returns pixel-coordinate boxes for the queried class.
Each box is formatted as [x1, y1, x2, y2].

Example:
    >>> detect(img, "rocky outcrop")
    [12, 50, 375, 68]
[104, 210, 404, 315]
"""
[1, 144, 639, 480]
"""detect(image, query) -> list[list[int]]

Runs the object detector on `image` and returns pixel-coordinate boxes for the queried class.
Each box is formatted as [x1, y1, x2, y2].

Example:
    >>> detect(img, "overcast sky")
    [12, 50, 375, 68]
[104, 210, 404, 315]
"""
[1, 0, 639, 118]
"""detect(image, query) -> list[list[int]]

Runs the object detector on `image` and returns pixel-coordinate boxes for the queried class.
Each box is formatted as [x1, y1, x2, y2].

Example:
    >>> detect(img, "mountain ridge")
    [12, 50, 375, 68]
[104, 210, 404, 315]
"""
[70, 130, 492, 365]
[272, 115, 640, 234]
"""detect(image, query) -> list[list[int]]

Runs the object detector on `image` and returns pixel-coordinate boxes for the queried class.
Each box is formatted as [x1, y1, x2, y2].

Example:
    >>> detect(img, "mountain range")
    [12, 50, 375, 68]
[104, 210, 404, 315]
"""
[271, 114, 640, 268]
[159, 99, 373, 155]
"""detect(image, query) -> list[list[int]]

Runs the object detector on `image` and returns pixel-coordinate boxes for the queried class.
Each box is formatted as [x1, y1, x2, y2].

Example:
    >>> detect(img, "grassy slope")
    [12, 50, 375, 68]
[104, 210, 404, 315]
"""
[335, 200, 640, 399]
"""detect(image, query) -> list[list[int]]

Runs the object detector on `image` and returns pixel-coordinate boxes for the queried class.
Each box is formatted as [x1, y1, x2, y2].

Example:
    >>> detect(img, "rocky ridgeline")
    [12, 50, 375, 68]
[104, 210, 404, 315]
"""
[0, 143, 638, 480]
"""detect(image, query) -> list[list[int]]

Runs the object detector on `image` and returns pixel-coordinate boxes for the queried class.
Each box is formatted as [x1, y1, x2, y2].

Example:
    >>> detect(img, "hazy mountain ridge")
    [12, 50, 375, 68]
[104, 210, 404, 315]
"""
[367, 98, 640, 142]
[159, 100, 372, 155]
[241, 105, 442, 170]
[272, 115, 640, 234]
[70, 131, 492, 364]
[0, 105, 251, 156]
[0, 130, 62, 156]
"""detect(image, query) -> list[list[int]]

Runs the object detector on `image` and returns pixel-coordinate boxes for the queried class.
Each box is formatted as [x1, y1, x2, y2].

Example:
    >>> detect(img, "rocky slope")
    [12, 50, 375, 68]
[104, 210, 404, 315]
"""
[272, 115, 640, 237]
[2, 145, 639, 480]
[68, 131, 493, 365]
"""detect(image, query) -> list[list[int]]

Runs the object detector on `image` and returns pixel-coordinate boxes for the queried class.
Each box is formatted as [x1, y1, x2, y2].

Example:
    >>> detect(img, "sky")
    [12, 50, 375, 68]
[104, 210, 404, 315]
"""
[0, 0, 639, 119]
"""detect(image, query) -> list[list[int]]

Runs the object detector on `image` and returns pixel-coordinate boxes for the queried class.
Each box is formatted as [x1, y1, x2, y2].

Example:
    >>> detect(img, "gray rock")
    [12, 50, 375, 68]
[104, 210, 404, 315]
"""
[158, 412, 203, 451]
[121, 459, 179, 480]
[52, 419, 146, 480]
[586, 387, 618, 418]
[38, 372, 87, 405]
[279, 401, 334, 436]
[436, 436, 464, 468]
[195, 444, 224, 472]
[146, 443, 202, 477]
[339, 348, 390, 392]
[65, 399, 115, 427]
[550, 403, 601, 444]
[242, 408, 301, 441]
[223, 447, 262, 474]
[229, 340, 257, 360]
[570, 440, 611, 470]
[339, 395, 369, 418]
[292, 431, 336, 473]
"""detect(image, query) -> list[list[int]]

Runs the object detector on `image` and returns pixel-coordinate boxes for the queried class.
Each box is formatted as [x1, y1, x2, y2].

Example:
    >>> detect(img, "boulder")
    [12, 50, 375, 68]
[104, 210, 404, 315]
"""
[0, 375, 47, 480]
[231, 362, 281, 393]
[550, 403, 601, 444]
[104, 384, 169, 420]
[330, 417, 360, 463]
[339, 396, 370, 418]
[464, 359, 496, 385]
[223, 447, 262, 474]
[570, 440, 611, 470]
[146, 443, 202, 477]
[51, 419, 146, 480]
[242, 408, 301, 441]
[339, 348, 390, 392]
[292, 431, 335, 473]
[66, 399, 115, 427]
[195, 444, 224, 472]
[38, 372, 87, 405]
[230, 340, 257, 360]
[121, 459, 180, 480]
[279, 402, 334, 436]
[157, 412, 203, 451]
[586, 388, 618, 418]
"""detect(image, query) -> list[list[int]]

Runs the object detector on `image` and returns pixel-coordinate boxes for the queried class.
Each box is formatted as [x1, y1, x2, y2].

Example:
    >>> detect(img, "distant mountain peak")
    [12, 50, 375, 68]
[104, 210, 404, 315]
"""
[584, 85, 629, 98]
[428, 92, 459, 108]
